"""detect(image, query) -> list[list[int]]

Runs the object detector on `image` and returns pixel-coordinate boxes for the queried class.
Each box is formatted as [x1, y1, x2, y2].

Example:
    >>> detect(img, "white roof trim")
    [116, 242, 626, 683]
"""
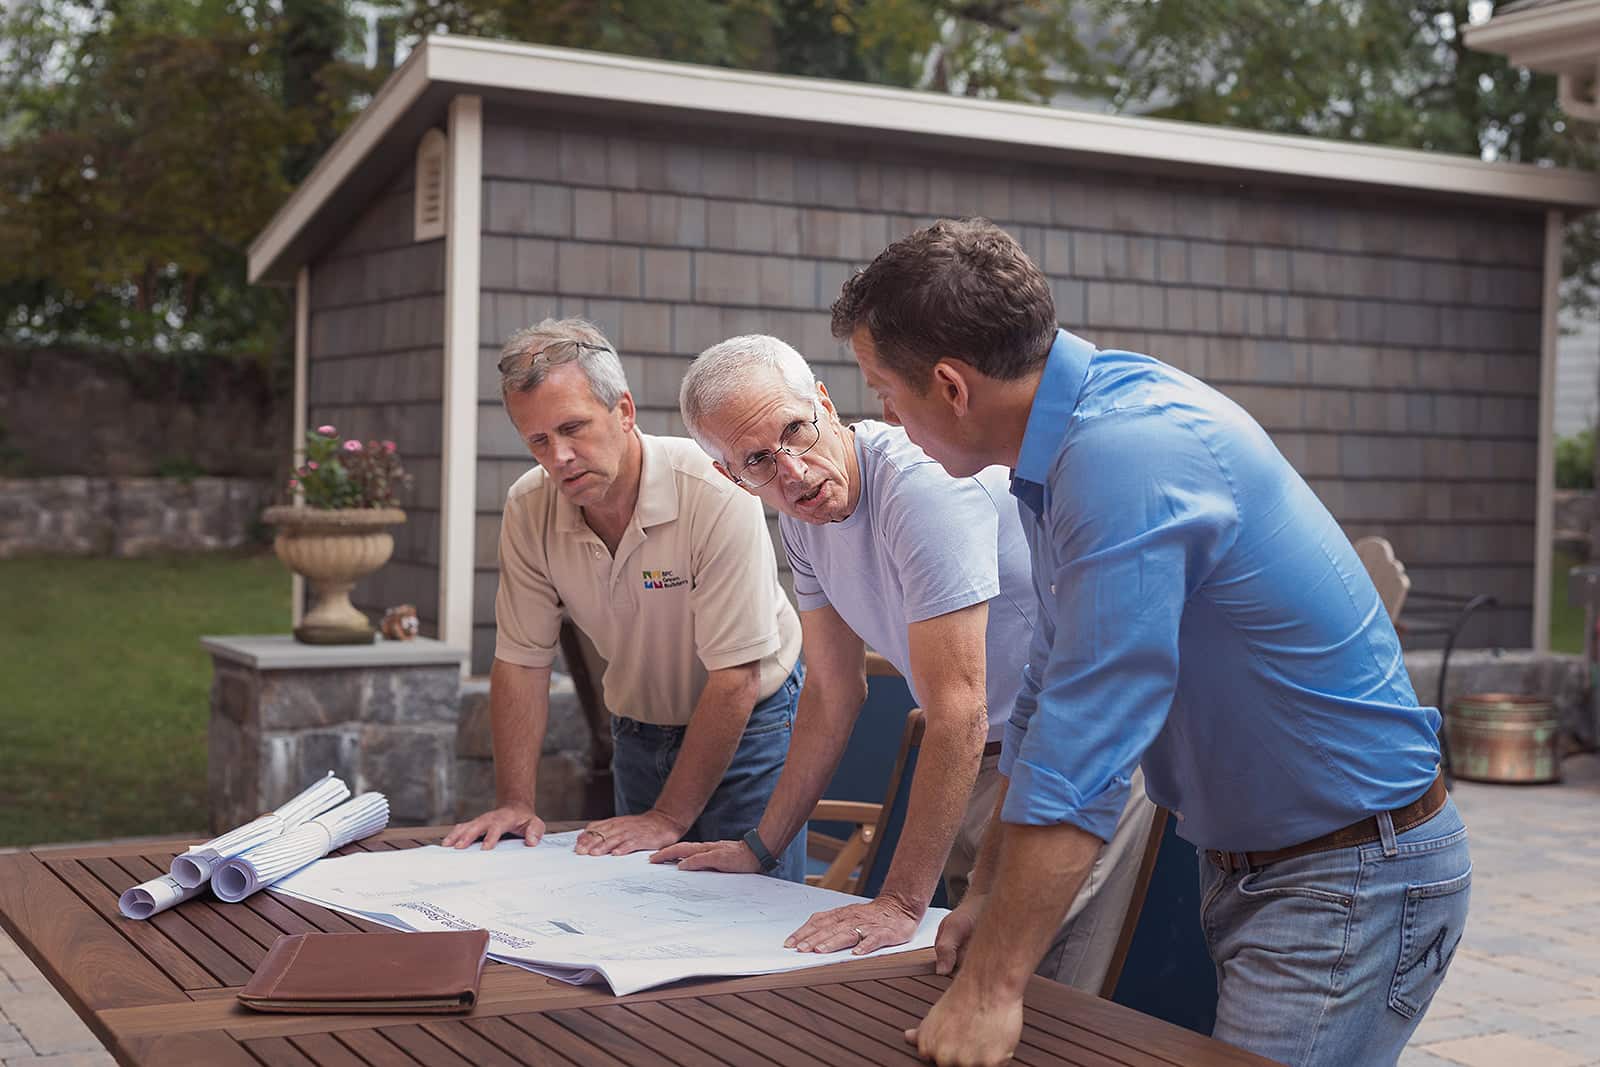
[1465, 0, 1600, 74]
[251, 34, 1600, 282]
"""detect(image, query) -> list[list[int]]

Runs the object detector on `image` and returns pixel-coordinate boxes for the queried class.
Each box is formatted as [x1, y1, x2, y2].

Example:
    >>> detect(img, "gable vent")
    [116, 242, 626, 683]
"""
[414, 128, 447, 242]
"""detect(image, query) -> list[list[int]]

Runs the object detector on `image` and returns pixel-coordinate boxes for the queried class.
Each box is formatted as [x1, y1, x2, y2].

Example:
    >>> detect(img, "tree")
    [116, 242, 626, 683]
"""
[0, 0, 377, 361]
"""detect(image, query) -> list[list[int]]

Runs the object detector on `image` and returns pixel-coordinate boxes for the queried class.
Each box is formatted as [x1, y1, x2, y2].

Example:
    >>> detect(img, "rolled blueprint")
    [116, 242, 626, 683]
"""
[118, 874, 204, 920]
[212, 792, 389, 903]
[170, 772, 351, 888]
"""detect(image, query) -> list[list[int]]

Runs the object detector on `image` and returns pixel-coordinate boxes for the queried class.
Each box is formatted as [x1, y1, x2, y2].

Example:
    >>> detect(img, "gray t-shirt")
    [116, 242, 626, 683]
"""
[781, 420, 1037, 738]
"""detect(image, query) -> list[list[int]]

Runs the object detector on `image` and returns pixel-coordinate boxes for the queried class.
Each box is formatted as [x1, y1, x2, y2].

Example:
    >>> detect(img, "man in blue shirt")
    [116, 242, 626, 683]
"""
[831, 218, 1470, 1067]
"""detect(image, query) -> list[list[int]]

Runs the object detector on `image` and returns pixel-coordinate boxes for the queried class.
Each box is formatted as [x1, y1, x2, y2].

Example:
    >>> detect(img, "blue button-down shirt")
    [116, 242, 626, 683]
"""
[1000, 330, 1441, 852]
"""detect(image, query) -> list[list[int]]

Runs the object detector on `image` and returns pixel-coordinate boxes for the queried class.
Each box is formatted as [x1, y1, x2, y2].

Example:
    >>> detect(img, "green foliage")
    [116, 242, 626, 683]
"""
[0, 0, 378, 358]
[1557, 428, 1595, 491]
[400, 0, 1086, 102]
[0, 553, 288, 846]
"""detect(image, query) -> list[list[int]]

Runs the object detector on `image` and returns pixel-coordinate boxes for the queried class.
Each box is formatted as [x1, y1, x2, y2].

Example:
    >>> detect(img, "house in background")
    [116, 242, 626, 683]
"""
[1465, 1, 1600, 443]
[248, 35, 1600, 674]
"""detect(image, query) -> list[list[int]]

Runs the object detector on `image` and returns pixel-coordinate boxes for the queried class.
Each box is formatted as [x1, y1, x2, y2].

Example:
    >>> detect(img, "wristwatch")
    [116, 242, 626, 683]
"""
[742, 828, 779, 873]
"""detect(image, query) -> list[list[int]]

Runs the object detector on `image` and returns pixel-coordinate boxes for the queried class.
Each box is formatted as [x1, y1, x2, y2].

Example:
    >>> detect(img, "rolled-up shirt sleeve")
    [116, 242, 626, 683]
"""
[1002, 408, 1239, 841]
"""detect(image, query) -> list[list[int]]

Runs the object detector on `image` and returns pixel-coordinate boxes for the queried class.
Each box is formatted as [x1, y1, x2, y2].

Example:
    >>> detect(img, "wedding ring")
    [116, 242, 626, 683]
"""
[853, 927, 865, 943]
[589, 828, 606, 842]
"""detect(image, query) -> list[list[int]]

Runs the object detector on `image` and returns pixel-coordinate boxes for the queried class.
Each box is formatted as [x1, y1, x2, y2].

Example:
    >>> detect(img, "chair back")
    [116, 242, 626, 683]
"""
[813, 662, 935, 901]
[1353, 535, 1411, 624]
[1107, 810, 1218, 1034]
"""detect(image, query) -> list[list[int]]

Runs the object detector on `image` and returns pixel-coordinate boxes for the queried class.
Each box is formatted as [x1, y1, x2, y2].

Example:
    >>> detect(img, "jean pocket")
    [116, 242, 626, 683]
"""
[1236, 862, 1354, 908]
[1388, 866, 1471, 1019]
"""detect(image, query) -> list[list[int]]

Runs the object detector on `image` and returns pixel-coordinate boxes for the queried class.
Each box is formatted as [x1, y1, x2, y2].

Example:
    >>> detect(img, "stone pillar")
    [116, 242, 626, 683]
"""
[454, 672, 597, 823]
[203, 635, 468, 832]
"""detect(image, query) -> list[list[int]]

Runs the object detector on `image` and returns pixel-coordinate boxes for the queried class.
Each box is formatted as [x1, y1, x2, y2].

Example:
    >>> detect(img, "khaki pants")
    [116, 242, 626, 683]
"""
[943, 755, 1155, 994]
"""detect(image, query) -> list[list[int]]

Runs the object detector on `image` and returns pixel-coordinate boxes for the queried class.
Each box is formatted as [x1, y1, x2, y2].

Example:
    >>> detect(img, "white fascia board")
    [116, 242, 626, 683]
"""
[423, 35, 1600, 209]
[247, 46, 431, 285]
[1465, 0, 1600, 71]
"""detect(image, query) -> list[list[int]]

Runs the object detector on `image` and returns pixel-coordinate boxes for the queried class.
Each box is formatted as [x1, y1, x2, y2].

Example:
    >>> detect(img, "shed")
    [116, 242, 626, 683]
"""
[249, 35, 1600, 674]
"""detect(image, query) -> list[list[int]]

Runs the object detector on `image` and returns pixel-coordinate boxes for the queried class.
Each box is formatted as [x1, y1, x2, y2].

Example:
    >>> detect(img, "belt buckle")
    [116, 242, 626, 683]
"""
[1209, 850, 1245, 873]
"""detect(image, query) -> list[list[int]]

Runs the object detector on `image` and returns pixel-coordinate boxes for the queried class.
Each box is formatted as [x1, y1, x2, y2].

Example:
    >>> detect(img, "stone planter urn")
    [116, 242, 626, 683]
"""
[261, 505, 406, 644]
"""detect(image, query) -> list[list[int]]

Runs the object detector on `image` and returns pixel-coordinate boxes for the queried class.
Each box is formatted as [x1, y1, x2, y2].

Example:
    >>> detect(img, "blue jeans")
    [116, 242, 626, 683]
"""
[1199, 797, 1471, 1067]
[610, 660, 807, 883]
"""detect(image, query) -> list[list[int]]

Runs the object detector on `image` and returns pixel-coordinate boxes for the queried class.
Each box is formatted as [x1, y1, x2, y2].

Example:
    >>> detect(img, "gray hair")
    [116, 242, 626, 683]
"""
[498, 317, 629, 408]
[680, 334, 818, 461]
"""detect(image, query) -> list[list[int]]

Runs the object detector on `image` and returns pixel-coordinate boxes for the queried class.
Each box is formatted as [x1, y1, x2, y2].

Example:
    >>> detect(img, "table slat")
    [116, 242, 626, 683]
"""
[51, 856, 219, 991]
[246, 1034, 322, 1067]
[0, 852, 186, 1012]
[284, 1032, 372, 1067]
[376, 1024, 475, 1067]
[548, 1005, 702, 1067]
[416, 1020, 529, 1067]
[735, 988, 919, 1067]
[503, 1010, 633, 1067]
[637, 994, 821, 1067]
[617, 1000, 765, 1066]
[101, 854, 258, 987]
[463, 1016, 581, 1067]
[583, 1003, 731, 1067]
[333, 1025, 426, 1065]
[120, 1030, 261, 1065]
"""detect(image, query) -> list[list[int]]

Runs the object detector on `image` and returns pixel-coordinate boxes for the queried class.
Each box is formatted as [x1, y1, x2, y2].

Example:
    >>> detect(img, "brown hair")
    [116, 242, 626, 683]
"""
[830, 218, 1056, 390]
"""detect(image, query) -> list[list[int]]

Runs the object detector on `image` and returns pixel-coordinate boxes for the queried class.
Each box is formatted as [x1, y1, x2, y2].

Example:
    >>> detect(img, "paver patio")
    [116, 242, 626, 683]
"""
[3, 753, 1596, 1067]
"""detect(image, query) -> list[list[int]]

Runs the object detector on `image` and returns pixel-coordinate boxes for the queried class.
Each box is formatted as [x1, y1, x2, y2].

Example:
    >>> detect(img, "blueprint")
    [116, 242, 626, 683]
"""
[270, 830, 947, 995]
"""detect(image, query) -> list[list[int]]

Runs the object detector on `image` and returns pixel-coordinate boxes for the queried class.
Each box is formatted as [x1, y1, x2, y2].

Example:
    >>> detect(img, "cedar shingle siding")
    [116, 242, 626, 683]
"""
[306, 168, 447, 635]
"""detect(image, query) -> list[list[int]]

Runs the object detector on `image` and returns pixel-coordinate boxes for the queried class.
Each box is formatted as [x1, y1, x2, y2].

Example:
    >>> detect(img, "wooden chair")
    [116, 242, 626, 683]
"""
[806, 709, 926, 894]
[1353, 535, 1411, 624]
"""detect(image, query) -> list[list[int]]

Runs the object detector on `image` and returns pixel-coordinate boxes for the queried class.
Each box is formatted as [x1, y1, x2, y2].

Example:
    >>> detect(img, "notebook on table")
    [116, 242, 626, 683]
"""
[237, 929, 490, 1014]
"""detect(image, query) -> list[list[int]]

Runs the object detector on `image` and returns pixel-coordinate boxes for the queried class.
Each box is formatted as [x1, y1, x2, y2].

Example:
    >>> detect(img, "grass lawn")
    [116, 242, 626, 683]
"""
[0, 553, 290, 846]
[1551, 547, 1585, 655]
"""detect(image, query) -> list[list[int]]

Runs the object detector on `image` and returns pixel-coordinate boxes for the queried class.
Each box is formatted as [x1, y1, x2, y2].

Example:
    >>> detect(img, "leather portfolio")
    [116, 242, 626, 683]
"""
[237, 929, 490, 1013]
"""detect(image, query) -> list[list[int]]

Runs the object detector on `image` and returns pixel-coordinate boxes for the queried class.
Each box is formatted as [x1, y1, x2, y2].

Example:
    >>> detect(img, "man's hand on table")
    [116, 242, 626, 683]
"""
[786, 894, 922, 955]
[905, 971, 1024, 1067]
[442, 804, 546, 849]
[932, 892, 984, 975]
[654, 840, 925, 955]
[575, 810, 687, 856]
[649, 837, 762, 872]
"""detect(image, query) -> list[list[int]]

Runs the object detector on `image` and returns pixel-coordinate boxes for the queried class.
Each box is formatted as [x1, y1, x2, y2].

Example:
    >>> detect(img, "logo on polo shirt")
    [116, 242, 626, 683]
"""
[642, 569, 688, 590]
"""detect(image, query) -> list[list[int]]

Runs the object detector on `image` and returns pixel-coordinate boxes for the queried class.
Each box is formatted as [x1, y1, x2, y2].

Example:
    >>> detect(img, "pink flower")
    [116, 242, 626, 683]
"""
[287, 478, 299, 489]
[307, 461, 319, 470]
[343, 440, 362, 452]
[317, 424, 336, 435]
[382, 440, 397, 453]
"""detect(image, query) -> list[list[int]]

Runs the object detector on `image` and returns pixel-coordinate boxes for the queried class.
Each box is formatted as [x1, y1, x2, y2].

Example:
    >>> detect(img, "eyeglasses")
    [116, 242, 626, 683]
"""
[497, 338, 614, 375]
[731, 406, 822, 489]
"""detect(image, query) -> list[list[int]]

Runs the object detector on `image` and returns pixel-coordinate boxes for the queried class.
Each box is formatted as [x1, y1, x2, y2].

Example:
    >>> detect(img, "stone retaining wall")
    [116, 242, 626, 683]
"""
[0, 476, 269, 558]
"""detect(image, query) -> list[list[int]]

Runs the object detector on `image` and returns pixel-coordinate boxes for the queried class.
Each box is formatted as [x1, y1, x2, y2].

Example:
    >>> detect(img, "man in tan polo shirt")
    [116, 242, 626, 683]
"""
[444, 318, 807, 881]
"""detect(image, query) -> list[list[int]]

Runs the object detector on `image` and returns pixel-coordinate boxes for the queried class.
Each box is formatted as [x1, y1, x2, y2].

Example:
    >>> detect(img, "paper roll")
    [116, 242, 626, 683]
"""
[213, 792, 389, 903]
[118, 875, 203, 920]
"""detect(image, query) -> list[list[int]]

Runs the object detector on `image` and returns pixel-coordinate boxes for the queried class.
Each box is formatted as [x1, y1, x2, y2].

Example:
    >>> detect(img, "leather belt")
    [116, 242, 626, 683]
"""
[1207, 772, 1448, 874]
[982, 739, 1004, 757]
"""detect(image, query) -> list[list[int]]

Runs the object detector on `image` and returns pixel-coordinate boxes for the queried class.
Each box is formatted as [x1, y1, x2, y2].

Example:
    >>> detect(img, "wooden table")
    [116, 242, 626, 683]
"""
[0, 826, 1274, 1066]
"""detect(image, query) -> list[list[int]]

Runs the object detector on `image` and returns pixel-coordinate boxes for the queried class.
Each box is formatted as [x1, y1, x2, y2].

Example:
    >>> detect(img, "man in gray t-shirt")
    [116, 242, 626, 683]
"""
[657, 334, 1153, 993]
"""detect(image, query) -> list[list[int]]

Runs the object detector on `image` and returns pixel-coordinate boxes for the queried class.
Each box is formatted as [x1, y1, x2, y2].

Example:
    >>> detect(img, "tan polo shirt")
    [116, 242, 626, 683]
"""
[494, 432, 802, 726]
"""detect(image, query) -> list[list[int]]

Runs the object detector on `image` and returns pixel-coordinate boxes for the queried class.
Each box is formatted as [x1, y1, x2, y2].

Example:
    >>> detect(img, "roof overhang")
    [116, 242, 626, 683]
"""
[1464, 0, 1600, 78]
[249, 34, 1600, 285]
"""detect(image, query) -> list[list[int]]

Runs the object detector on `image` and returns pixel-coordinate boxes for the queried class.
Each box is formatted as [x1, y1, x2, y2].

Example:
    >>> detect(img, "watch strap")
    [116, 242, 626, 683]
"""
[742, 828, 779, 874]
